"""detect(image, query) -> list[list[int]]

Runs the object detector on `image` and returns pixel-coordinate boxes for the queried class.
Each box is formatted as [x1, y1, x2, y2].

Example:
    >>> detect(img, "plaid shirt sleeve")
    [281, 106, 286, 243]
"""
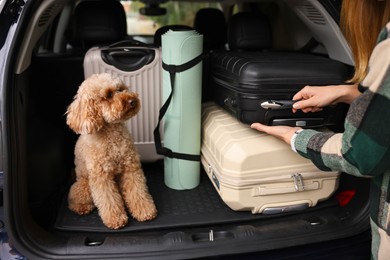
[294, 23, 390, 178]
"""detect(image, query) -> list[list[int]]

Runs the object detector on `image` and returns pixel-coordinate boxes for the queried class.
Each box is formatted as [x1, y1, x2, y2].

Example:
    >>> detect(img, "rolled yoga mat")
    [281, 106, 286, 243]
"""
[160, 29, 203, 190]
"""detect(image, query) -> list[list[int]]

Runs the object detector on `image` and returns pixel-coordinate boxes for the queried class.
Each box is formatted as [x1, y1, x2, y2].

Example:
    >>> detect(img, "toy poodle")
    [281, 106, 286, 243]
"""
[66, 73, 157, 229]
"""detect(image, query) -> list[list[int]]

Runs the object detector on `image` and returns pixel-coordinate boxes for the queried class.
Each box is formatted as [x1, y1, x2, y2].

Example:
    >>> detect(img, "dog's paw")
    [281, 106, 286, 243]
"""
[69, 203, 95, 215]
[132, 203, 158, 222]
[103, 213, 128, 230]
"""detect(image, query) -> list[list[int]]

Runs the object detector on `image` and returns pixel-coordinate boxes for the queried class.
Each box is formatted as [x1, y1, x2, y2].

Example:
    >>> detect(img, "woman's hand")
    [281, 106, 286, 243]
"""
[250, 123, 301, 145]
[292, 84, 360, 113]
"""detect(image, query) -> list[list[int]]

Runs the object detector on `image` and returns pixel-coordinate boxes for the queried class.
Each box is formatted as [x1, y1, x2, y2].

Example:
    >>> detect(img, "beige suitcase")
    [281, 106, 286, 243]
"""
[201, 102, 340, 214]
[84, 42, 163, 162]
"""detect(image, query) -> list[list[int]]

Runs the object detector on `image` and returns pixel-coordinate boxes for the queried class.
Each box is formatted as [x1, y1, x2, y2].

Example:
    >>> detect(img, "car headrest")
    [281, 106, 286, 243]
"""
[69, 0, 127, 50]
[194, 8, 227, 50]
[228, 12, 272, 51]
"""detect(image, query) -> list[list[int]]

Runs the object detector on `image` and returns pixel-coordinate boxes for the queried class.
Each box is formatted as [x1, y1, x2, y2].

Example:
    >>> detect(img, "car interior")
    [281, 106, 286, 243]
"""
[3, 0, 372, 258]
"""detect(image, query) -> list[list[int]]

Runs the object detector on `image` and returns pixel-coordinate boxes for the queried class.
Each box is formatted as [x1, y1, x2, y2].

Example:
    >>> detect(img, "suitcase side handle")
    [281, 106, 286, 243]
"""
[101, 48, 156, 72]
[260, 100, 298, 110]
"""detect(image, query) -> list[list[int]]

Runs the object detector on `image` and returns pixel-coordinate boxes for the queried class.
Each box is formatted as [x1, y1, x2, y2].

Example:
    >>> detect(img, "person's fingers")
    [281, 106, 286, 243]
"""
[292, 86, 309, 101]
[251, 123, 301, 145]
[293, 100, 307, 110]
[293, 99, 319, 111]
[293, 99, 325, 113]
[292, 92, 302, 101]
[250, 122, 270, 133]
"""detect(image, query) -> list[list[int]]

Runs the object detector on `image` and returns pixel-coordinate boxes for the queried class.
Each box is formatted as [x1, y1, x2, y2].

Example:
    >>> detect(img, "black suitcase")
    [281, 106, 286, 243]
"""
[210, 51, 353, 127]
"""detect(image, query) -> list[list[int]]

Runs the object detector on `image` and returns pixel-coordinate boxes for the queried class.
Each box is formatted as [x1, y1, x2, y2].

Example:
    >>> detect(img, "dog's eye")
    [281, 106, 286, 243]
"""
[105, 90, 114, 99]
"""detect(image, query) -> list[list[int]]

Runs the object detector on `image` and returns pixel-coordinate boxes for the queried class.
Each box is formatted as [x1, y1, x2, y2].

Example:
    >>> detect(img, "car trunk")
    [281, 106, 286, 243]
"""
[2, 0, 372, 259]
[4, 54, 373, 260]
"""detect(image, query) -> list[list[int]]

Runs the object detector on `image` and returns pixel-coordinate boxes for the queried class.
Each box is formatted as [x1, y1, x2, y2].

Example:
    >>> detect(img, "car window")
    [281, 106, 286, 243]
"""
[120, 0, 223, 36]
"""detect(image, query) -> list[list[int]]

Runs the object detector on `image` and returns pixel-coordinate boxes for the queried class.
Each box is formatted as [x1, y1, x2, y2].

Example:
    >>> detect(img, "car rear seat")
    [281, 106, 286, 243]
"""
[66, 0, 128, 53]
[227, 12, 272, 51]
[32, 0, 129, 120]
[193, 8, 227, 51]
[193, 8, 227, 101]
[209, 11, 274, 70]
[206, 11, 273, 103]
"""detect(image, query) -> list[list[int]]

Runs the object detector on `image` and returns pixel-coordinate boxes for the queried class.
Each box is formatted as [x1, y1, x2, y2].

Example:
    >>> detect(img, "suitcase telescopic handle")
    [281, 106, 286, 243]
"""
[260, 100, 298, 110]
[107, 39, 146, 48]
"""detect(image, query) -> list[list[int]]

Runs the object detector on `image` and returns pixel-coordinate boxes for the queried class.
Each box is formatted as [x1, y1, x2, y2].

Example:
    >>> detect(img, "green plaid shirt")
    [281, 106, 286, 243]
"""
[295, 23, 390, 260]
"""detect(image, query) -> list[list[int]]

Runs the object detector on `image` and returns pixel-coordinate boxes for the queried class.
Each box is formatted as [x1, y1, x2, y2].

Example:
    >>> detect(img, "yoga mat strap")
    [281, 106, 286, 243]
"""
[154, 53, 206, 161]
[162, 53, 205, 74]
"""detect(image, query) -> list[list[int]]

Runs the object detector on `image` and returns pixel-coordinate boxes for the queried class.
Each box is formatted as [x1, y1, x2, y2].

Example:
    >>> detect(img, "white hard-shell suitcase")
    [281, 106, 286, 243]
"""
[84, 41, 163, 161]
[201, 102, 340, 214]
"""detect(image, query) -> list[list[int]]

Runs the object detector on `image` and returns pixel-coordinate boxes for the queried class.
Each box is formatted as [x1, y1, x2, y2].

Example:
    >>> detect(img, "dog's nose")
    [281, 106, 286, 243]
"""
[129, 99, 137, 108]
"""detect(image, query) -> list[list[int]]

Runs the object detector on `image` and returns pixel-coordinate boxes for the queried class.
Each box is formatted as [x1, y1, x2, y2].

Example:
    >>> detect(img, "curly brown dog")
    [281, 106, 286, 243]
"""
[66, 73, 157, 229]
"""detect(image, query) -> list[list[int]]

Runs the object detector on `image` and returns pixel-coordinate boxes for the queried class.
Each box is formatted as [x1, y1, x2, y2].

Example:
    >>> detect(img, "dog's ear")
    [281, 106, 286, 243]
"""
[66, 93, 104, 134]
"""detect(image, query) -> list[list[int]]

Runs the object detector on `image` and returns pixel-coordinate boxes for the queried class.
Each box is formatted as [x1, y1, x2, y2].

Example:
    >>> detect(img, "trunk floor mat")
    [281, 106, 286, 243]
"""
[54, 161, 338, 233]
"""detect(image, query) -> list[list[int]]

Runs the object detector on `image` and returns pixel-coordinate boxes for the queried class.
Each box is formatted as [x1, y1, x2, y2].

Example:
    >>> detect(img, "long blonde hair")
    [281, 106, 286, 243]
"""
[340, 0, 390, 83]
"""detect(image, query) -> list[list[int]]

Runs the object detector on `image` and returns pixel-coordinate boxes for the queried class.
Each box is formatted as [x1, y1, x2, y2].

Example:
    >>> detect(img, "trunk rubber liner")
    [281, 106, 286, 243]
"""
[54, 161, 338, 232]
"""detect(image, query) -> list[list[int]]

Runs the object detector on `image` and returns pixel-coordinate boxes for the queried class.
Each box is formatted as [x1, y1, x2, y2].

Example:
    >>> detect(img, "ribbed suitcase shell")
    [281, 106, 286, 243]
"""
[201, 102, 340, 214]
[84, 46, 162, 162]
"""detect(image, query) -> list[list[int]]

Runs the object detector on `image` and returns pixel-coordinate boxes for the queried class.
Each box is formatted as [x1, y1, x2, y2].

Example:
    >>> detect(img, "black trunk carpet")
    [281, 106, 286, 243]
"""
[54, 161, 338, 233]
